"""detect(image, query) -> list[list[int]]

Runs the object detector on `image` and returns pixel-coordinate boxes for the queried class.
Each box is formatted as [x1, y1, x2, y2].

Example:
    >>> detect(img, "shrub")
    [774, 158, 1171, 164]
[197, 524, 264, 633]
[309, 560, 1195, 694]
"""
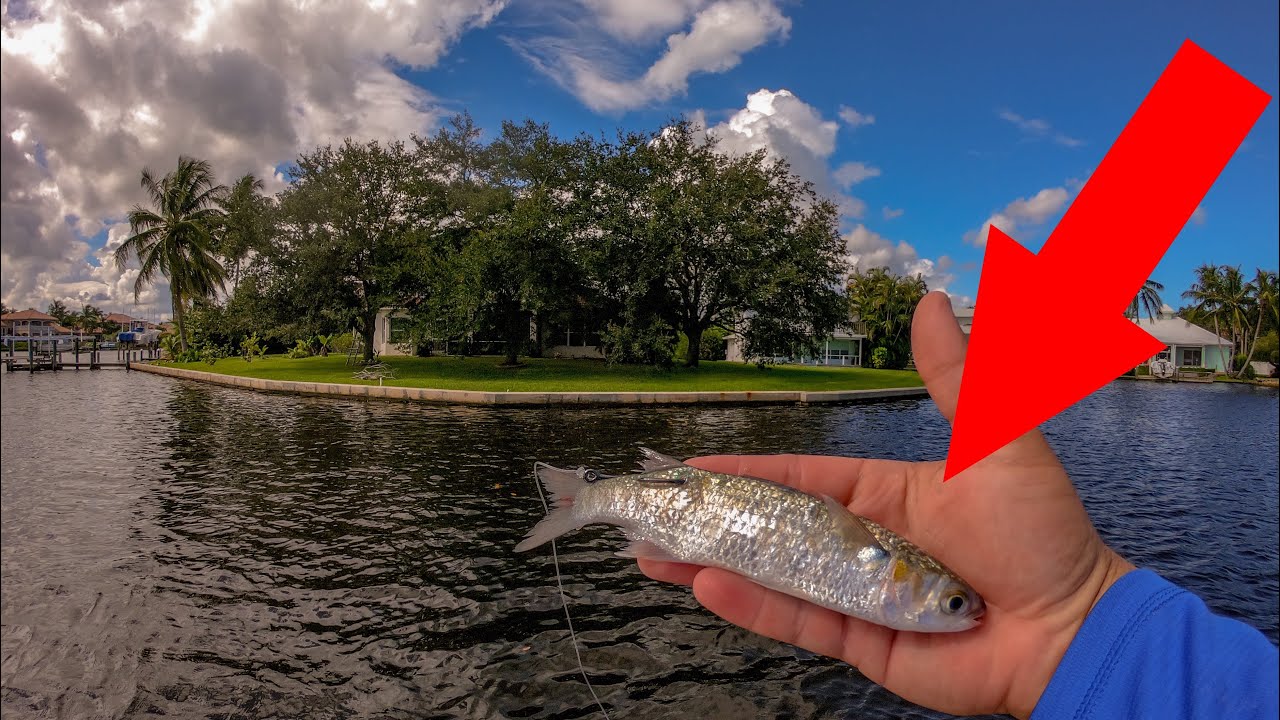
[870, 346, 890, 369]
[200, 345, 223, 366]
[240, 333, 266, 362]
[1242, 363, 1257, 380]
[286, 339, 312, 359]
[600, 319, 676, 367]
[330, 333, 354, 354]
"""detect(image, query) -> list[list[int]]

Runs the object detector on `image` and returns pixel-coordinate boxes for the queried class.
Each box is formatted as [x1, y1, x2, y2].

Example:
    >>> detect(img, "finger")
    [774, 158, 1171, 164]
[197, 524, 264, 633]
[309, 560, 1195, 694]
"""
[910, 291, 1057, 469]
[692, 568, 850, 661]
[687, 454, 878, 507]
[636, 558, 702, 586]
[911, 291, 967, 424]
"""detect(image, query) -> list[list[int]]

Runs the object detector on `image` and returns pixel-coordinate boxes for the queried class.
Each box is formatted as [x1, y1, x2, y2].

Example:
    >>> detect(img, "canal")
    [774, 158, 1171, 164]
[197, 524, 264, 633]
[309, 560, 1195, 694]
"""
[2, 370, 1276, 719]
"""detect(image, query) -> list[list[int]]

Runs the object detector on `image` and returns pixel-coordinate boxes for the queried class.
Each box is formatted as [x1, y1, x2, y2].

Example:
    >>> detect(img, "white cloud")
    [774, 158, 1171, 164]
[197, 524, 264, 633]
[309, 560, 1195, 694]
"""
[882, 206, 904, 220]
[964, 186, 1072, 247]
[1, 0, 505, 315]
[514, 0, 790, 112]
[998, 109, 1082, 148]
[844, 224, 955, 292]
[1191, 204, 1207, 225]
[832, 161, 880, 190]
[704, 88, 868, 218]
[837, 104, 874, 128]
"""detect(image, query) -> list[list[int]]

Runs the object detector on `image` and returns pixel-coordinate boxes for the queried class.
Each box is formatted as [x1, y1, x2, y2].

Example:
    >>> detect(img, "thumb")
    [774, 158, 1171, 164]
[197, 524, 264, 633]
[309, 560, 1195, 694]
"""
[911, 291, 967, 424]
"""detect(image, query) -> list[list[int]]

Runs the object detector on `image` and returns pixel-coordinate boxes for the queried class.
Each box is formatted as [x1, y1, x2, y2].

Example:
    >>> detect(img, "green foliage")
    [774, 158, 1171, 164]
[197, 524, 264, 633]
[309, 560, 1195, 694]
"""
[286, 339, 312, 358]
[330, 333, 354, 354]
[239, 333, 265, 361]
[46, 299, 71, 324]
[312, 334, 336, 357]
[600, 319, 676, 368]
[847, 267, 927, 370]
[870, 346, 890, 369]
[1242, 363, 1257, 379]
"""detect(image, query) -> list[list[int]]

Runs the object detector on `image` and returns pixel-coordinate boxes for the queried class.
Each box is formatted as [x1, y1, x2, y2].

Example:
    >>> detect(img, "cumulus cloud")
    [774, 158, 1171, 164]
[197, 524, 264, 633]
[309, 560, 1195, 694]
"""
[832, 161, 880, 190]
[998, 109, 1083, 148]
[964, 186, 1072, 247]
[882, 206, 904, 220]
[837, 105, 874, 128]
[703, 88, 870, 218]
[1, 0, 505, 314]
[513, 0, 790, 112]
[844, 224, 956, 294]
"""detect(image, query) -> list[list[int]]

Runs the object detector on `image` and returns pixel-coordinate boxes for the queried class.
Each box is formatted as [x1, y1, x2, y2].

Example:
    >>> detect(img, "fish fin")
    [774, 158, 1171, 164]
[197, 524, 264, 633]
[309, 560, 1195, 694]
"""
[638, 447, 686, 472]
[514, 505, 581, 552]
[822, 496, 886, 551]
[615, 540, 681, 563]
[515, 463, 589, 553]
[533, 462, 586, 507]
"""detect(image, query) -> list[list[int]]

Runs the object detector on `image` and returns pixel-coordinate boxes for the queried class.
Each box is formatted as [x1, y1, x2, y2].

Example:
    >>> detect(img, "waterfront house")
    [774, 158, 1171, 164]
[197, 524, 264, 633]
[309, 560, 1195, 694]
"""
[1, 308, 61, 337]
[954, 306, 975, 334]
[1135, 307, 1233, 372]
[724, 325, 867, 366]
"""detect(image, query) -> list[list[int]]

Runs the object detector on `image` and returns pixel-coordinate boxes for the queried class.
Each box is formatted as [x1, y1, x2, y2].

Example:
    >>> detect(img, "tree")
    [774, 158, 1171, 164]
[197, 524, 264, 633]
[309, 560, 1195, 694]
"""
[1127, 278, 1164, 323]
[587, 121, 849, 367]
[216, 174, 273, 293]
[114, 156, 228, 353]
[277, 139, 435, 363]
[1237, 268, 1278, 377]
[846, 267, 928, 370]
[46, 299, 71, 324]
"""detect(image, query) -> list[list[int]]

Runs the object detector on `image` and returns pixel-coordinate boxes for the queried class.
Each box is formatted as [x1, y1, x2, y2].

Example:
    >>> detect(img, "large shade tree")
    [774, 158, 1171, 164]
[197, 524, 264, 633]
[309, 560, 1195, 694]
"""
[114, 156, 228, 353]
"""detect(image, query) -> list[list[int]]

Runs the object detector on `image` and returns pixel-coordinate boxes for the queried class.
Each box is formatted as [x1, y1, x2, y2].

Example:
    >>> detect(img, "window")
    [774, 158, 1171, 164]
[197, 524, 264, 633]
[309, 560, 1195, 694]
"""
[1178, 347, 1202, 367]
[389, 317, 411, 344]
[1155, 346, 1171, 361]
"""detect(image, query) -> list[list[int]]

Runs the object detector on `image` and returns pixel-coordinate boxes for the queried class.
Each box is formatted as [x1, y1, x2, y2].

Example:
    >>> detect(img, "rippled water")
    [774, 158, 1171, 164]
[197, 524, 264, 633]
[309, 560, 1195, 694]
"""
[2, 370, 1277, 719]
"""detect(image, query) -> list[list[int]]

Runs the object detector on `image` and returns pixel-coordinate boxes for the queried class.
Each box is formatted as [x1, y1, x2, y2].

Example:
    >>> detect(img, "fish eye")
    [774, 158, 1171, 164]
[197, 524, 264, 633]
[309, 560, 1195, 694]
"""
[943, 593, 966, 614]
[584, 470, 599, 482]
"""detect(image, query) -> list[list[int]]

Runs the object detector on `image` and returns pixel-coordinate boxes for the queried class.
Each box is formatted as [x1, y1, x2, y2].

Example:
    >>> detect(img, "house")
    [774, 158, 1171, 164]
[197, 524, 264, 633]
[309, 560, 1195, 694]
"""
[725, 326, 867, 366]
[1, 309, 61, 337]
[954, 306, 975, 334]
[1135, 307, 1233, 372]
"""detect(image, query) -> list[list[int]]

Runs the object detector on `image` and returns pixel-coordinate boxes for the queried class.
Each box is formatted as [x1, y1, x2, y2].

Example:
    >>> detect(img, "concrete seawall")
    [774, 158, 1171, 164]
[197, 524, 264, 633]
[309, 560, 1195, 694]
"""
[132, 362, 931, 406]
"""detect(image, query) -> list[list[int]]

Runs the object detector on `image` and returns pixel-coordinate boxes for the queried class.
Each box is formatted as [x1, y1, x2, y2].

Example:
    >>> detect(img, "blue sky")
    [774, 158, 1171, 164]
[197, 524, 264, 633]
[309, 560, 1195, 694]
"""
[410, 1, 1279, 306]
[2, 0, 1276, 314]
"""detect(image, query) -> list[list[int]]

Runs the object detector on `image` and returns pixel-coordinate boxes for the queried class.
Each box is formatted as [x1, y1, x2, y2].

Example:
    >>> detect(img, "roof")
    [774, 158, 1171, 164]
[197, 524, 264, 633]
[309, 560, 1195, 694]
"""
[953, 307, 976, 319]
[1132, 316, 1231, 347]
[1, 308, 57, 321]
[104, 313, 134, 323]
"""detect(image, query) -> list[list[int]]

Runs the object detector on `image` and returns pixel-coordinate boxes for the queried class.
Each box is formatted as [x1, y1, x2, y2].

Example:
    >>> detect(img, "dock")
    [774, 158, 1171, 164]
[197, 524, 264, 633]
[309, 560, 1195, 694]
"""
[2, 335, 161, 372]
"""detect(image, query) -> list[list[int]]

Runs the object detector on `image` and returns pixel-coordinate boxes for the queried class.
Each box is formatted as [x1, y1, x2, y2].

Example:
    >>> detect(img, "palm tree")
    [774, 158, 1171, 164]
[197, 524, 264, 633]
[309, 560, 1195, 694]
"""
[1127, 279, 1164, 323]
[1238, 269, 1278, 377]
[1182, 264, 1225, 370]
[114, 156, 228, 353]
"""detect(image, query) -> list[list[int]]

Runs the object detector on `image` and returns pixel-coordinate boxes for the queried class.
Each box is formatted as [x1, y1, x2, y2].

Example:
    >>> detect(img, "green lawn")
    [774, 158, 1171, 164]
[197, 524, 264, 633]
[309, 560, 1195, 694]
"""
[157, 355, 923, 392]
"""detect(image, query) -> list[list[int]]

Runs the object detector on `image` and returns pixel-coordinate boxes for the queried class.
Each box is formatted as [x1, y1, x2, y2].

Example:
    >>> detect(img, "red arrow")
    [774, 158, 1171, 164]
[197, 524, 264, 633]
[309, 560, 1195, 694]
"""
[945, 40, 1271, 481]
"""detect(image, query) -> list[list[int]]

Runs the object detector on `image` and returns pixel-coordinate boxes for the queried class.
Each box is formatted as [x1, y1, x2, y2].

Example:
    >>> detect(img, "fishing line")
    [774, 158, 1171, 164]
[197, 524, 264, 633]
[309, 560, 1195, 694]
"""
[532, 466, 612, 720]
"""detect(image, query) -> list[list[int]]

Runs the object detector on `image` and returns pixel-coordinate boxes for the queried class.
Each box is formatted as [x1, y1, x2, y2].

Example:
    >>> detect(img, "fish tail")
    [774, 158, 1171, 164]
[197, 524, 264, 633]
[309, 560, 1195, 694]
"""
[515, 463, 587, 552]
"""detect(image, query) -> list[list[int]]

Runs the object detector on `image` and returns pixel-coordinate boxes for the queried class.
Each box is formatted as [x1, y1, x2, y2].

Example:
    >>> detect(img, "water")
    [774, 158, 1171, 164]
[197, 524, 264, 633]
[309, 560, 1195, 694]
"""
[2, 371, 1276, 719]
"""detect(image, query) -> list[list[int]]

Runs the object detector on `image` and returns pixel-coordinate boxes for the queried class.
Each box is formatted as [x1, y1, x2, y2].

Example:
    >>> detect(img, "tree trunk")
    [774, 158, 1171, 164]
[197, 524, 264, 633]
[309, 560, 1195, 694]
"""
[1237, 315, 1265, 378]
[1213, 316, 1229, 372]
[685, 324, 703, 368]
[360, 312, 377, 364]
[173, 290, 188, 354]
[503, 304, 523, 366]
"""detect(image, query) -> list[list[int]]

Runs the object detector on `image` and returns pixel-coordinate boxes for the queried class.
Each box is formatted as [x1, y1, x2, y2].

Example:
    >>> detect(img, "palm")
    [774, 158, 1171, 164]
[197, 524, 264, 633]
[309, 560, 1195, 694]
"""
[640, 293, 1130, 718]
[114, 156, 227, 352]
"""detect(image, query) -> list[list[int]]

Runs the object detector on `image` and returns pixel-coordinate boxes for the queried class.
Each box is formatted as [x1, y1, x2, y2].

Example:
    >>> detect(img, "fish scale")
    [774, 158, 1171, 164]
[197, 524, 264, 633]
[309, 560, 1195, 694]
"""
[516, 449, 985, 633]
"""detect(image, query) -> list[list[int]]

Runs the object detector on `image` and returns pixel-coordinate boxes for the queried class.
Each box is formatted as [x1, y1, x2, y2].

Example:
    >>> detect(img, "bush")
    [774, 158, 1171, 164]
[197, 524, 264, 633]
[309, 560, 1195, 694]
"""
[200, 345, 224, 365]
[1234, 353, 1250, 371]
[870, 346, 890, 369]
[600, 319, 676, 367]
[1242, 363, 1257, 380]
[286, 339, 312, 359]
[240, 333, 266, 361]
[330, 333, 354, 354]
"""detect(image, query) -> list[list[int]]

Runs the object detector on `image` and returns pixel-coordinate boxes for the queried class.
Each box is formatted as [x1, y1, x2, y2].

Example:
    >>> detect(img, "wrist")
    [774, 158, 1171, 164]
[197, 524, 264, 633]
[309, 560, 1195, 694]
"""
[1006, 547, 1136, 719]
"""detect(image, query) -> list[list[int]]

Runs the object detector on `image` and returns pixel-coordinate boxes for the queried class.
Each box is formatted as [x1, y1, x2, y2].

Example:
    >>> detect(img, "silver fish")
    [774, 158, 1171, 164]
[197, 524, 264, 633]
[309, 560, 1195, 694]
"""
[516, 448, 984, 633]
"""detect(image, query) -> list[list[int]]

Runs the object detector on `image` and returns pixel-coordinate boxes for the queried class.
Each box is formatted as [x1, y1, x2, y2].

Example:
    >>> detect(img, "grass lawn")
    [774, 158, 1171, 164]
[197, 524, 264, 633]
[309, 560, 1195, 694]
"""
[157, 355, 923, 392]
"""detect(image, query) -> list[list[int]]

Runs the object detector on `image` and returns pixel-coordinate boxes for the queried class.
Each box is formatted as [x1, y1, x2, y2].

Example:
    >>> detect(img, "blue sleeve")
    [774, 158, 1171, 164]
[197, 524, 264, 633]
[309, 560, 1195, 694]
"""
[1031, 569, 1278, 720]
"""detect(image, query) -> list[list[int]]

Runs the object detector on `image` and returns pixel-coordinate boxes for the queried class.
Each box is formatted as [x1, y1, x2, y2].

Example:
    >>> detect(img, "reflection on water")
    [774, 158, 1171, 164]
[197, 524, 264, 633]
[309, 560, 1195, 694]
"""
[2, 371, 1277, 719]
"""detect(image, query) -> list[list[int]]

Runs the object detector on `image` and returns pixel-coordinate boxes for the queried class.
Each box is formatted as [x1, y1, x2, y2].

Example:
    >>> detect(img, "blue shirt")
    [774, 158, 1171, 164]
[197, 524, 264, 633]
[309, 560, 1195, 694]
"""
[1032, 569, 1279, 720]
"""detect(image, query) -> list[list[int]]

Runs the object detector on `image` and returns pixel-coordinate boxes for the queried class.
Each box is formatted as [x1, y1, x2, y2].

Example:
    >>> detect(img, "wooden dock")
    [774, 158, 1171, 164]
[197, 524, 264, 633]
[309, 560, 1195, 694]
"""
[2, 335, 160, 372]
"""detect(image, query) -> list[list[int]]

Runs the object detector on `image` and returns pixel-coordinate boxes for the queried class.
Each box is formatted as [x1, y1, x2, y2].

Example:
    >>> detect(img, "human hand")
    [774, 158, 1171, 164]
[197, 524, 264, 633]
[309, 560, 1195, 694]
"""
[638, 291, 1134, 719]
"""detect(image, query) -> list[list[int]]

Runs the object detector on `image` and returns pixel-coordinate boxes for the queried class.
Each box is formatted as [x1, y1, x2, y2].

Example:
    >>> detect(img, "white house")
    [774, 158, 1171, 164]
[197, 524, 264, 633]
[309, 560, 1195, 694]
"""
[724, 326, 867, 366]
[1134, 307, 1233, 372]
